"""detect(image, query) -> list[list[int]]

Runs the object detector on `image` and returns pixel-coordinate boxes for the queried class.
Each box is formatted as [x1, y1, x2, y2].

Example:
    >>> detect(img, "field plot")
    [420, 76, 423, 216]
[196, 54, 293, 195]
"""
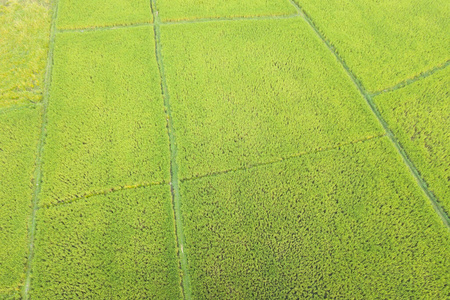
[57, 0, 152, 30]
[161, 18, 383, 180]
[180, 137, 450, 299]
[31, 185, 181, 299]
[0, 0, 51, 107]
[41, 27, 170, 206]
[293, 0, 450, 92]
[374, 68, 450, 216]
[156, 0, 296, 22]
[0, 107, 41, 296]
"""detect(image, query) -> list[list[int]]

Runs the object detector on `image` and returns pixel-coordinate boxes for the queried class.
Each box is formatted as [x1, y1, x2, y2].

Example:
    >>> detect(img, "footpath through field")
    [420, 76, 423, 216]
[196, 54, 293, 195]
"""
[0, 0, 449, 299]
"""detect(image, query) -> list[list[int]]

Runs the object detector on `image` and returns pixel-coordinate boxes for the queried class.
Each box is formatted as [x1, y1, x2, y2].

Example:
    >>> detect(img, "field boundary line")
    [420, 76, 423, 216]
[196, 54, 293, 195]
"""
[55, 14, 302, 34]
[182, 134, 386, 182]
[287, 0, 450, 228]
[161, 13, 300, 26]
[23, 0, 60, 298]
[150, 1, 192, 299]
[40, 181, 169, 209]
[370, 60, 450, 97]
[0, 102, 40, 115]
[57, 22, 153, 33]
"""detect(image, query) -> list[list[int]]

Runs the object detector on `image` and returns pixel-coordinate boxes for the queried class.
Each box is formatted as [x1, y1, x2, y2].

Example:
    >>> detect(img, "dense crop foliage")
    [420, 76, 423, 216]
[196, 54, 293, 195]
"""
[0, 107, 40, 296]
[31, 185, 181, 299]
[57, 0, 152, 30]
[161, 19, 383, 180]
[180, 137, 450, 299]
[293, 0, 450, 92]
[41, 27, 170, 206]
[156, 0, 296, 22]
[375, 68, 450, 215]
[1, 0, 448, 298]
[0, 0, 51, 107]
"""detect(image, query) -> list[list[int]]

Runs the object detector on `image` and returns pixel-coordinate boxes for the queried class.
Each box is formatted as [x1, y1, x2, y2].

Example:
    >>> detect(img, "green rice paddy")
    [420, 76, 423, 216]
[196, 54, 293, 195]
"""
[0, 0, 449, 298]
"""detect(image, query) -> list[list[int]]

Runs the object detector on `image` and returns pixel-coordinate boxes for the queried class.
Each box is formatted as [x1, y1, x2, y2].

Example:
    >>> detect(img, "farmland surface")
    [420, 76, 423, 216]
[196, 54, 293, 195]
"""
[0, 0, 449, 299]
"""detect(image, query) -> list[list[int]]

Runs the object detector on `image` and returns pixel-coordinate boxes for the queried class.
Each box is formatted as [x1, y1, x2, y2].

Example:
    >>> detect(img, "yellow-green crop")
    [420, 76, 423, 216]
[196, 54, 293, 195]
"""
[41, 27, 170, 206]
[156, 0, 296, 22]
[375, 68, 450, 215]
[0, 107, 41, 296]
[161, 18, 383, 180]
[1, 0, 449, 298]
[180, 137, 450, 298]
[31, 185, 181, 299]
[57, 0, 153, 30]
[0, 0, 51, 107]
[293, 0, 450, 92]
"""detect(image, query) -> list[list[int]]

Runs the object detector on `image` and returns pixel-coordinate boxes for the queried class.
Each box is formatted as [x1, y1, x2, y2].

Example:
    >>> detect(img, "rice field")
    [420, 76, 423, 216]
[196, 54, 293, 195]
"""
[0, 0, 449, 299]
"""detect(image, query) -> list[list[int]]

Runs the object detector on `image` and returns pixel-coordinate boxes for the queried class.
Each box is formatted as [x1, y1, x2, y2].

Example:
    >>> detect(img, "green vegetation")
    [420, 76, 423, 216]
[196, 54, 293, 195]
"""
[57, 0, 152, 30]
[0, 107, 41, 296]
[156, 0, 296, 22]
[374, 68, 450, 216]
[0, 0, 52, 107]
[40, 27, 170, 206]
[1, 0, 449, 298]
[161, 18, 383, 180]
[31, 185, 181, 299]
[293, 0, 450, 92]
[180, 137, 450, 299]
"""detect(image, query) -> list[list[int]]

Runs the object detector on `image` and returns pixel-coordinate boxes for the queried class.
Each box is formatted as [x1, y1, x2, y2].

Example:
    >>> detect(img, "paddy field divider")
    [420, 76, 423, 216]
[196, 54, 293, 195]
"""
[150, 0, 192, 299]
[7, 2, 446, 298]
[286, 0, 450, 228]
[23, 0, 60, 298]
[370, 60, 449, 97]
